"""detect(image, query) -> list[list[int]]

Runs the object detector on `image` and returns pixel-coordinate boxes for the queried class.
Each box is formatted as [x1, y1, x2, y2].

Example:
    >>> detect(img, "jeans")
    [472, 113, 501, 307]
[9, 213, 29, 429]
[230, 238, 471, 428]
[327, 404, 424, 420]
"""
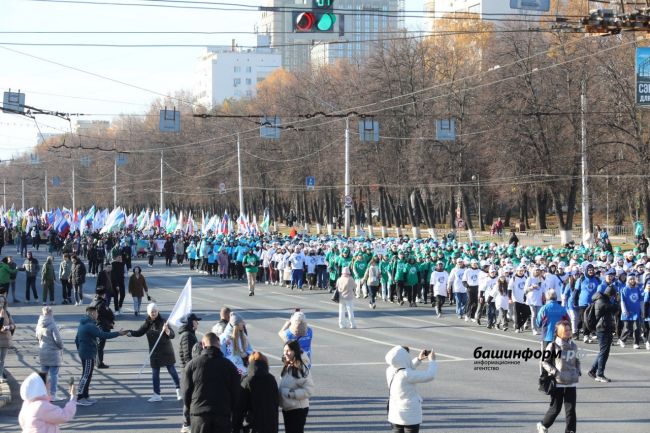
[152, 364, 180, 395]
[133, 296, 142, 315]
[529, 305, 541, 332]
[338, 299, 356, 328]
[316, 265, 328, 288]
[291, 269, 304, 289]
[486, 302, 496, 326]
[73, 283, 83, 304]
[391, 424, 420, 433]
[368, 284, 379, 305]
[41, 365, 59, 395]
[25, 276, 38, 301]
[454, 292, 468, 317]
[541, 386, 576, 433]
[282, 407, 309, 433]
[60, 278, 72, 301]
[591, 330, 613, 377]
[0, 347, 7, 379]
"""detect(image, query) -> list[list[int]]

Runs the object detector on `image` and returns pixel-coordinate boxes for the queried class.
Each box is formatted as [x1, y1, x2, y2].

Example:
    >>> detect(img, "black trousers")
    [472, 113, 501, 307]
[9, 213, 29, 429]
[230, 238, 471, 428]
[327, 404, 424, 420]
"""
[541, 386, 576, 433]
[466, 286, 479, 318]
[579, 306, 590, 337]
[282, 407, 308, 433]
[190, 414, 231, 433]
[392, 424, 420, 433]
[61, 278, 72, 301]
[620, 319, 642, 345]
[514, 301, 530, 331]
[25, 276, 38, 300]
[113, 278, 125, 311]
[97, 325, 110, 364]
[77, 358, 95, 399]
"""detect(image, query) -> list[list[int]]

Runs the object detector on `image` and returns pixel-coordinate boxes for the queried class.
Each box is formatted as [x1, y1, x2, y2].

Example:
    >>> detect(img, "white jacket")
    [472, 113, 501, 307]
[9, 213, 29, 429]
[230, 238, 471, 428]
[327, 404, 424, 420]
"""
[278, 364, 315, 411]
[385, 346, 437, 426]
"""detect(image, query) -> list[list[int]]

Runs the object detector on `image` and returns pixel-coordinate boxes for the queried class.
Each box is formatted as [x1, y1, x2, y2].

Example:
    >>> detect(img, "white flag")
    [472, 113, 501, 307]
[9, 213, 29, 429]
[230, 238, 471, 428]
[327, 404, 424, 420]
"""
[167, 277, 192, 327]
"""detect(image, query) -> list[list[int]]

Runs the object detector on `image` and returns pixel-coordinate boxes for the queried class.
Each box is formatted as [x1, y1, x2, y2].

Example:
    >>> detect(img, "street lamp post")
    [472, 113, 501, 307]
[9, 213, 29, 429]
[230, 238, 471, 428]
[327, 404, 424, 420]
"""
[472, 174, 483, 232]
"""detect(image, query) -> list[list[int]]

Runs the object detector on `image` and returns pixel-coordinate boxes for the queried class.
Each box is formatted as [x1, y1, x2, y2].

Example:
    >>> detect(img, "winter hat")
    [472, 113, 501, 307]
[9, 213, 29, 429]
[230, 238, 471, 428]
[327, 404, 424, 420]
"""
[20, 372, 47, 401]
[229, 312, 244, 326]
[290, 311, 306, 326]
[146, 302, 158, 316]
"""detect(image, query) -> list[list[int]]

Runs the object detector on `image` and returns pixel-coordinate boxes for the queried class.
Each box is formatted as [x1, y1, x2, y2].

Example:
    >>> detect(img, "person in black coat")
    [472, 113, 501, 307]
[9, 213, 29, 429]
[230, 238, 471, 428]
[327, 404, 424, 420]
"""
[236, 352, 279, 433]
[163, 238, 175, 267]
[179, 313, 202, 433]
[587, 287, 617, 382]
[111, 258, 126, 315]
[182, 332, 240, 433]
[128, 302, 181, 402]
[90, 288, 115, 369]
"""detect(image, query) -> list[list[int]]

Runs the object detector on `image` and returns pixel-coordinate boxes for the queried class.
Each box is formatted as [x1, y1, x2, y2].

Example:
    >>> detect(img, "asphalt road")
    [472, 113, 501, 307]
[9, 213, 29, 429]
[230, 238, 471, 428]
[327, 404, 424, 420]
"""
[1, 247, 648, 432]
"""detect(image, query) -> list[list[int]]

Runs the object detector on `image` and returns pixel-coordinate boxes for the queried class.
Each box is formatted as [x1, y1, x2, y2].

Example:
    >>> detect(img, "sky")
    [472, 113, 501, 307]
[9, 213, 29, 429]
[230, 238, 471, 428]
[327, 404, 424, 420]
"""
[0, 0, 430, 160]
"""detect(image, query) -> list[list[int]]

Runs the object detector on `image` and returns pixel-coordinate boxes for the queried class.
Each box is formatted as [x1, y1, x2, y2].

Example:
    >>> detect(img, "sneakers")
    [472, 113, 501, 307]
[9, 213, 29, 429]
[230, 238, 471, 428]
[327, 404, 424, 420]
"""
[464, 316, 469, 322]
[176, 388, 182, 401]
[51, 393, 65, 402]
[587, 370, 596, 379]
[646, 342, 650, 351]
[115, 310, 121, 317]
[148, 393, 162, 402]
[476, 318, 482, 326]
[595, 376, 611, 383]
[514, 329, 520, 333]
[583, 335, 589, 343]
[633, 344, 640, 350]
[76, 398, 96, 406]
[248, 292, 254, 296]
[536, 422, 548, 433]
[532, 330, 538, 336]
[180, 425, 191, 433]
[97, 363, 109, 369]
[618, 340, 625, 348]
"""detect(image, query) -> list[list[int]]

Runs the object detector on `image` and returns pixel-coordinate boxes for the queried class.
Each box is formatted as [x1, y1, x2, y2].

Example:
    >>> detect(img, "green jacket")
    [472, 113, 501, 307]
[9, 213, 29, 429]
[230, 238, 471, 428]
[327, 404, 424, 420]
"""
[406, 264, 419, 286]
[0, 262, 17, 285]
[243, 254, 259, 273]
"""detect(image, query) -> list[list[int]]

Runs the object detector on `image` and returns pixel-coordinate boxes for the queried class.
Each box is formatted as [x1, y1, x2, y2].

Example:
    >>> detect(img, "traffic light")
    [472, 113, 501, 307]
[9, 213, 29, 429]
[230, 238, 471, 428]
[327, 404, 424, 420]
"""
[293, 0, 336, 32]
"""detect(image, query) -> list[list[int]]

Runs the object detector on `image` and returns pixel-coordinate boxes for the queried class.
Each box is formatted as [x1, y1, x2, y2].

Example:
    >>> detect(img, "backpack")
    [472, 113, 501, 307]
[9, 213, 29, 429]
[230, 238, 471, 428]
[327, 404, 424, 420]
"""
[584, 302, 598, 332]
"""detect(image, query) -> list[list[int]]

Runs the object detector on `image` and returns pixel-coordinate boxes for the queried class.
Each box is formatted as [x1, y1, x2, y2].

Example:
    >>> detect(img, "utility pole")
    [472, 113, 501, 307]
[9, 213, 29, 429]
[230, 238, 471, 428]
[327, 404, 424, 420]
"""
[21, 178, 24, 210]
[344, 118, 350, 237]
[581, 80, 592, 246]
[160, 150, 164, 214]
[2, 178, 5, 210]
[72, 166, 75, 213]
[44, 169, 48, 211]
[113, 158, 117, 209]
[237, 133, 244, 217]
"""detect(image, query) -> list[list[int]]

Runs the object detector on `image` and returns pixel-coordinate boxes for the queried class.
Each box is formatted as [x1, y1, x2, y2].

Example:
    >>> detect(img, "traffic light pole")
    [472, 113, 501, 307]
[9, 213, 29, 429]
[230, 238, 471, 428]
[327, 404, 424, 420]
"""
[344, 118, 350, 237]
[160, 150, 164, 214]
[581, 80, 592, 247]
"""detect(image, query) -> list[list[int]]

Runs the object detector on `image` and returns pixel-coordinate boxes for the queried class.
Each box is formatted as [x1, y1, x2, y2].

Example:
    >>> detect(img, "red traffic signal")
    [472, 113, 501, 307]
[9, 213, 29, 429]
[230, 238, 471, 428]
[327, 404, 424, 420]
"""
[295, 12, 316, 32]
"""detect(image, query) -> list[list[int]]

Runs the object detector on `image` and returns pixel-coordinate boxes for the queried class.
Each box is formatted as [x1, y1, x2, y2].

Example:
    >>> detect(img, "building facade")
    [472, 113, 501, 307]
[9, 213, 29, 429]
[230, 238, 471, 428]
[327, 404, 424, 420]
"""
[426, 0, 552, 29]
[194, 36, 282, 108]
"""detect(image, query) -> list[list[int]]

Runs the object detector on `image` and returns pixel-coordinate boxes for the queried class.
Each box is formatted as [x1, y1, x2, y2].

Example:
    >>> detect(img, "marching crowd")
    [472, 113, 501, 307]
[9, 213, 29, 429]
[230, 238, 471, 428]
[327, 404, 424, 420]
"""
[2, 225, 650, 433]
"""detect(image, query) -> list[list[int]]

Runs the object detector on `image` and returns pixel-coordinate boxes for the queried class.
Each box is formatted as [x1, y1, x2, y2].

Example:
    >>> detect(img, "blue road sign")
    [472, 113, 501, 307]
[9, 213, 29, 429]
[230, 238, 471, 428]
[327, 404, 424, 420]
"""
[436, 119, 456, 141]
[2, 91, 25, 114]
[358, 119, 379, 142]
[306, 176, 316, 190]
[260, 116, 281, 139]
[159, 109, 181, 132]
[52, 177, 61, 187]
[510, 0, 549, 11]
[116, 153, 128, 166]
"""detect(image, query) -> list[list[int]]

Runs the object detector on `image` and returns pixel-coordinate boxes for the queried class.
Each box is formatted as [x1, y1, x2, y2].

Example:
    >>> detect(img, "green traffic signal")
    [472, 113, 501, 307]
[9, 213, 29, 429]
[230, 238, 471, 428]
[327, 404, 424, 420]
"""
[317, 13, 336, 31]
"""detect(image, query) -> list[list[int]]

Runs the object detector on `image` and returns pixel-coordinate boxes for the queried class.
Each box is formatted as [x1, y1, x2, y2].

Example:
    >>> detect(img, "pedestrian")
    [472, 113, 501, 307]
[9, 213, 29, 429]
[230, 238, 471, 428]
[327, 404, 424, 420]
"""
[578, 264, 599, 343]
[236, 352, 279, 433]
[59, 254, 73, 304]
[147, 239, 156, 267]
[175, 237, 185, 265]
[6, 256, 19, 303]
[463, 259, 481, 321]
[111, 255, 126, 316]
[619, 272, 643, 349]
[537, 320, 580, 433]
[186, 240, 197, 271]
[448, 258, 468, 319]
[0, 293, 16, 382]
[211, 306, 231, 337]
[385, 345, 437, 433]
[217, 248, 229, 279]
[74, 306, 125, 405]
[128, 266, 150, 316]
[21, 251, 40, 303]
[244, 248, 259, 296]
[509, 265, 530, 333]
[289, 246, 305, 290]
[18, 371, 77, 433]
[536, 289, 569, 348]
[587, 286, 617, 382]
[35, 306, 64, 401]
[336, 267, 357, 329]
[644, 280, 650, 351]
[127, 302, 182, 402]
[220, 312, 253, 375]
[278, 340, 314, 433]
[71, 255, 87, 306]
[561, 269, 581, 337]
[492, 271, 510, 331]
[40, 256, 56, 306]
[182, 332, 241, 433]
[164, 236, 174, 267]
[430, 261, 449, 318]
[90, 288, 114, 369]
[179, 312, 202, 433]
[278, 311, 313, 364]
[362, 256, 381, 309]
[526, 266, 547, 336]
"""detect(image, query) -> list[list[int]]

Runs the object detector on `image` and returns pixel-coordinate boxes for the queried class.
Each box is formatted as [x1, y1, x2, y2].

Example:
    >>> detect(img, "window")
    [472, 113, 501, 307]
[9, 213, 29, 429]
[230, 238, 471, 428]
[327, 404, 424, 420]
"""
[245, 90, 252, 97]
[245, 78, 252, 85]
[234, 66, 241, 73]
[233, 78, 241, 86]
[246, 66, 252, 73]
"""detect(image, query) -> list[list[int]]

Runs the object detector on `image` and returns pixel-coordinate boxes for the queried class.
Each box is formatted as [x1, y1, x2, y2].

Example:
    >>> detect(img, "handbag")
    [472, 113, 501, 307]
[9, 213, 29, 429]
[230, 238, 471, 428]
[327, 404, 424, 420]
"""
[386, 368, 405, 413]
[538, 370, 556, 395]
[331, 289, 340, 303]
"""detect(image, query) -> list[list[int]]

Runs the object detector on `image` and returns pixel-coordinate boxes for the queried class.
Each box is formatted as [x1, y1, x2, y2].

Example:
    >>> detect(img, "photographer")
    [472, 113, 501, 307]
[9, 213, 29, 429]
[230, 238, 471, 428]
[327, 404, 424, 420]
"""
[385, 345, 437, 433]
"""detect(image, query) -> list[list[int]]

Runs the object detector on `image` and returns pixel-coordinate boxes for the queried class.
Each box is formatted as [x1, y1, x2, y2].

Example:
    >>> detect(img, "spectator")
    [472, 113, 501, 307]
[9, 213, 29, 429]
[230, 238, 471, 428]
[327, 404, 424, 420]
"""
[21, 251, 40, 303]
[0, 293, 15, 382]
[211, 306, 231, 338]
[18, 372, 76, 433]
[336, 267, 357, 329]
[71, 255, 87, 306]
[59, 254, 73, 305]
[278, 340, 314, 433]
[35, 306, 64, 401]
[236, 352, 279, 433]
[40, 256, 56, 306]
[128, 266, 149, 316]
[278, 311, 313, 365]
[588, 286, 617, 382]
[90, 288, 114, 369]
[179, 312, 201, 433]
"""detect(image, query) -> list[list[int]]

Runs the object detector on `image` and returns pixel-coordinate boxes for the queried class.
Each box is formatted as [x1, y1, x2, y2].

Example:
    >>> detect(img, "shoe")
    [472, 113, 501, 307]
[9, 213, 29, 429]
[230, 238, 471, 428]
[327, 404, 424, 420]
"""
[464, 316, 469, 322]
[399, 300, 404, 306]
[476, 318, 482, 326]
[587, 370, 596, 379]
[148, 393, 162, 402]
[77, 398, 97, 406]
[436, 313, 441, 319]
[180, 425, 191, 433]
[536, 422, 548, 433]
[115, 310, 121, 316]
[363, 294, 368, 299]
[51, 393, 65, 402]
[532, 330, 538, 336]
[176, 388, 182, 400]
[618, 340, 625, 348]
[248, 292, 254, 296]
[633, 344, 640, 349]
[97, 363, 109, 369]
[350, 325, 357, 329]
[496, 324, 502, 330]
[595, 376, 611, 383]
[457, 315, 462, 319]
[355, 294, 360, 299]
[646, 342, 650, 351]
[471, 318, 476, 323]
[13, 299, 20, 303]
[583, 335, 589, 343]
[514, 329, 520, 333]
[503, 327, 508, 332]
[339, 324, 346, 329]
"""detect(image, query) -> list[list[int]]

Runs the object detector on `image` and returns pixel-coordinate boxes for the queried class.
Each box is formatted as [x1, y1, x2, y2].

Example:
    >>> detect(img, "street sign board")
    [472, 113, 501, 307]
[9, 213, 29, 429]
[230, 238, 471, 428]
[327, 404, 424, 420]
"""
[306, 176, 316, 190]
[2, 91, 25, 114]
[260, 116, 281, 139]
[510, 0, 550, 12]
[436, 119, 456, 141]
[116, 153, 128, 166]
[358, 119, 379, 142]
[344, 195, 353, 208]
[51, 177, 61, 187]
[218, 182, 226, 194]
[80, 155, 91, 167]
[636, 47, 650, 105]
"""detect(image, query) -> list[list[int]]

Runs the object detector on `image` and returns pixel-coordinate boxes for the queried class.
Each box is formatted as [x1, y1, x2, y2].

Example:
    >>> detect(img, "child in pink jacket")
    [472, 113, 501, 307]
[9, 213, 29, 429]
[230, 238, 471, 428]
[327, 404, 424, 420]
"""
[19, 372, 76, 433]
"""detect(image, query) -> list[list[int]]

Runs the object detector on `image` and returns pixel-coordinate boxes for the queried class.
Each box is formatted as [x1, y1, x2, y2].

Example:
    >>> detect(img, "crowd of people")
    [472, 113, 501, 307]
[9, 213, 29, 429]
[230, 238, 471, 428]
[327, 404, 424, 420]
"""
[3, 223, 650, 433]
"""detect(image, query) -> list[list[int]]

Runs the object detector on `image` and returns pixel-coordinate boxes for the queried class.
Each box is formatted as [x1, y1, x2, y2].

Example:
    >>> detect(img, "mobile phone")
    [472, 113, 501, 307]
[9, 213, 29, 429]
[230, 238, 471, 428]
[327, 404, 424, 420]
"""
[422, 350, 431, 357]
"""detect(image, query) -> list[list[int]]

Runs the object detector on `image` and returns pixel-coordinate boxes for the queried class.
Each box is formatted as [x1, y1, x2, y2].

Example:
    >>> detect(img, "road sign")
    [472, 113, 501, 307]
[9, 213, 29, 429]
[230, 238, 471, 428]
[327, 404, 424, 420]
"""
[2, 91, 25, 114]
[358, 119, 380, 142]
[51, 176, 61, 187]
[159, 108, 181, 132]
[344, 195, 353, 209]
[80, 155, 91, 167]
[510, 0, 549, 12]
[436, 119, 456, 141]
[218, 182, 226, 194]
[306, 176, 316, 190]
[260, 116, 281, 139]
[116, 153, 128, 166]
[456, 218, 465, 229]
[30, 153, 39, 165]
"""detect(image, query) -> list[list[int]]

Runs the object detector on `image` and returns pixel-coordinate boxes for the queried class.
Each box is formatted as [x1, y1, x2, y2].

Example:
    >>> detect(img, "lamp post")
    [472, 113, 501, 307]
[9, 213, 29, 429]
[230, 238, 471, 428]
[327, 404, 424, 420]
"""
[472, 174, 483, 231]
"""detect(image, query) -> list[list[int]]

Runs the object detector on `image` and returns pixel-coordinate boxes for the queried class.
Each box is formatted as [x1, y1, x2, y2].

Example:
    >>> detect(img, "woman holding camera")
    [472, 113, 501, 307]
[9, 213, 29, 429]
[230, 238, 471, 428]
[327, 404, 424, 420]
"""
[385, 345, 437, 433]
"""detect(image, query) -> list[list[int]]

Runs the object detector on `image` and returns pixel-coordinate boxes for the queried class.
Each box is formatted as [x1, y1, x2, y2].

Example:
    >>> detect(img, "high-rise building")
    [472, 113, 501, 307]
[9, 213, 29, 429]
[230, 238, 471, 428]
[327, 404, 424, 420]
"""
[258, 0, 405, 70]
[427, 0, 552, 30]
[194, 36, 282, 108]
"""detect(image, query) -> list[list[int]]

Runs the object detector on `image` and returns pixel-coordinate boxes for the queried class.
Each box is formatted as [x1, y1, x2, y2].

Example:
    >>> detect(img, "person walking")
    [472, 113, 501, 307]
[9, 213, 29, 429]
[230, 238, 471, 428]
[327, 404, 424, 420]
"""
[5, 256, 19, 303]
[619, 272, 643, 349]
[74, 306, 125, 405]
[430, 261, 449, 318]
[336, 267, 357, 329]
[179, 313, 202, 433]
[59, 254, 73, 305]
[278, 340, 314, 433]
[128, 266, 149, 316]
[237, 352, 279, 433]
[362, 257, 382, 309]
[587, 286, 617, 382]
[244, 248, 259, 296]
[220, 313, 253, 375]
[110, 256, 126, 316]
[128, 302, 182, 402]
[537, 320, 580, 433]
[0, 294, 16, 382]
[90, 288, 115, 369]
[182, 332, 241, 433]
[35, 306, 64, 401]
[71, 255, 87, 306]
[18, 371, 77, 433]
[40, 256, 56, 306]
[385, 345, 437, 433]
[536, 289, 569, 348]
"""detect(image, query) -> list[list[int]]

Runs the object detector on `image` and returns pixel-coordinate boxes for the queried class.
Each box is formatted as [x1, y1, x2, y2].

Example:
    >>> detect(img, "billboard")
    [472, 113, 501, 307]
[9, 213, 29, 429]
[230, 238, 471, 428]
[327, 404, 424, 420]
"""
[510, 0, 550, 12]
[636, 47, 650, 105]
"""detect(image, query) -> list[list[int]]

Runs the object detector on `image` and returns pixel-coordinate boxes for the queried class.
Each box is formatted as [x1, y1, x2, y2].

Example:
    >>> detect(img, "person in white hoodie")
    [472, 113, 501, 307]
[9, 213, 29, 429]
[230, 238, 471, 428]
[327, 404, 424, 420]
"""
[35, 306, 64, 401]
[385, 345, 437, 433]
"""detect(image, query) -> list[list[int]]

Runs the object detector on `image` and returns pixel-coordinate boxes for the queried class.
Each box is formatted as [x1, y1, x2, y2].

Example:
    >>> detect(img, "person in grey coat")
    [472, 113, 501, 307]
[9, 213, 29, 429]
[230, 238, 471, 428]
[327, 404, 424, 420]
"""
[35, 306, 64, 400]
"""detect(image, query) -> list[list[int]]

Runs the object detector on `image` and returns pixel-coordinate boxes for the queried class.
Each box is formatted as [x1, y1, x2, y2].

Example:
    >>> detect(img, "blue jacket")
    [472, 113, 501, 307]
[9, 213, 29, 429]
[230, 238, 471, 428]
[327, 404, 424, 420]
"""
[536, 300, 569, 342]
[235, 246, 247, 262]
[562, 281, 578, 311]
[644, 290, 650, 322]
[620, 285, 642, 321]
[578, 276, 600, 307]
[75, 315, 120, 359]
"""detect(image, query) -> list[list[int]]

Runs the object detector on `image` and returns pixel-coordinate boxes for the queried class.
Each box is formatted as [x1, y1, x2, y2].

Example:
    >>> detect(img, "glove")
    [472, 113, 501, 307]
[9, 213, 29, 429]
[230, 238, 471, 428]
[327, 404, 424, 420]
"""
[147, 295, 152, 301]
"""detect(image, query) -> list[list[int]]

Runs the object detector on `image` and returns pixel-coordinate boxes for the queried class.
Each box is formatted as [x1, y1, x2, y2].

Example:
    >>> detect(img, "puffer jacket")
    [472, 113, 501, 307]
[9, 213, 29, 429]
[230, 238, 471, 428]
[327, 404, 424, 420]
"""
[592, 291, 615, 333]
[278, 363, 314, 412]
[129, 315, 176, 368]
[542, 337, 581, 386]
[71, 261, 86, 286]
[385, 346, 437, 426]
[18, 373, 76, 433]
[36, 314, 63, 367]
[58, 260, 71, 281]
[178, 323, 197, 368]
[0, 307, 15, 348]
